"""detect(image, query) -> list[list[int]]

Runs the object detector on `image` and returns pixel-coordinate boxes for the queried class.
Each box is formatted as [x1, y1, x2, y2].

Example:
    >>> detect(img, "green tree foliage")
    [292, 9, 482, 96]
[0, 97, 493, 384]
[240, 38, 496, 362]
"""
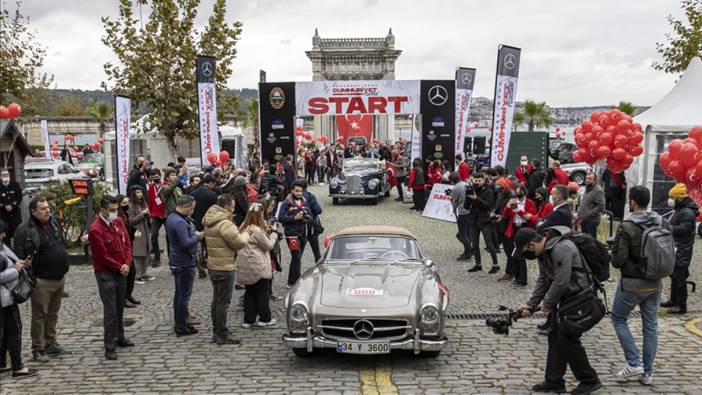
[515, 100, 552, 132]
[87, 100, 114, 137]
[45, 181, 110, 247]
[239, 98, 259, 150]
[101, 0, 243, 154]
[653, 0, 702, 74]
[0, 1, 47, 103]
[615, 101, 636, 116]
[53, 96, 87, 116]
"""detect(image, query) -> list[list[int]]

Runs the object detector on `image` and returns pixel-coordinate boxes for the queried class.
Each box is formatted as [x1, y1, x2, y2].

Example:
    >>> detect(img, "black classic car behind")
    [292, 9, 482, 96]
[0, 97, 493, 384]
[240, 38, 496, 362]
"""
[329, 158, 391, 205]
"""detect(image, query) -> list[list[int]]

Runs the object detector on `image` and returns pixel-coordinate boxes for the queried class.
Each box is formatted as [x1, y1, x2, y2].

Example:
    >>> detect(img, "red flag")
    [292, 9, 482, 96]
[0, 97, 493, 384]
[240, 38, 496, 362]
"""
[336, 114, 372, 144]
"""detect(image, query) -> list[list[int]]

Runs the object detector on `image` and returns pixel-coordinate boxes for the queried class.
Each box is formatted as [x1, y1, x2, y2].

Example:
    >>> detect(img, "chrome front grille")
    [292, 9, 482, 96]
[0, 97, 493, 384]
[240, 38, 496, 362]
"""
[319, 318, 410, 341]
[346, 175, 362, 194]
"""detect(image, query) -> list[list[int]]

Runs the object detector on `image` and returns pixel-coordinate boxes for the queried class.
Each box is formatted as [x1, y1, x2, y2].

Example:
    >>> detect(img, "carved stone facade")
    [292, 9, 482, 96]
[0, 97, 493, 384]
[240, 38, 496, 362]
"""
[306, 28, 402, 81]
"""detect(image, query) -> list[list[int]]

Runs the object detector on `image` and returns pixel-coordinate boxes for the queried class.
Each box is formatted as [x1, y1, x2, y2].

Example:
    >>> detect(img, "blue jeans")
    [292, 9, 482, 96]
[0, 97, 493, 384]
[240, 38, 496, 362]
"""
[171, 267, 196, 332]
[610, 282, 661, 376]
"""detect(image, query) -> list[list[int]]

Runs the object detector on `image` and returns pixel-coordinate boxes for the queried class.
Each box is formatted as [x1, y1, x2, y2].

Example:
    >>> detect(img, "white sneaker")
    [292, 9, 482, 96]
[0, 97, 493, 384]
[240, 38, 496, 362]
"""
[615, 363, 644, 379]
[639, 374, 653, 386]
[241, 322, 255, 329]
[257, 318, 278, 327]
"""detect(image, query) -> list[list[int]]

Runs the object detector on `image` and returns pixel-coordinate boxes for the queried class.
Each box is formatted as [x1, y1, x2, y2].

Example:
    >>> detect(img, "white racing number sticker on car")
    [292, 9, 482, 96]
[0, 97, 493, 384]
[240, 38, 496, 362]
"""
[345, 288, 384, 296]
[337, 341, 390, 354]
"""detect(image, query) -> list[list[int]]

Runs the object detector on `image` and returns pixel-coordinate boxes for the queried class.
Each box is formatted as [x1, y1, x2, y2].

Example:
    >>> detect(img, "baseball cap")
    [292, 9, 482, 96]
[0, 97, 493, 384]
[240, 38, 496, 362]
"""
[512, 228, 540, 258]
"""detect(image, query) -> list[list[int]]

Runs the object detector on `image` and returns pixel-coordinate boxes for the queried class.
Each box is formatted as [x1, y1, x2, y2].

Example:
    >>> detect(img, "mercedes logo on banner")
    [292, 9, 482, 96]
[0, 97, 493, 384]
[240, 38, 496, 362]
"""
[202, 62, 213, 77]
[353, 319, 374, 340]
[461, 73, 472, 86]
[428, 85, 448, 106]
[503, 54, 517, 70]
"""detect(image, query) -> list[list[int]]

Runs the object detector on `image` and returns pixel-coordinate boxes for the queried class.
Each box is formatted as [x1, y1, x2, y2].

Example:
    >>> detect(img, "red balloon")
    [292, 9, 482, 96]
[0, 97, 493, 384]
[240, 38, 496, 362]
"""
[598, 114, 610, 127]
[612, 148, 626, 161]
[659, 152, 672, 172]
[7, 103, 21, 118]
[597, 146, 611, 159]
[616, 119, 631, 132]
[624, 154, 634, 165]
[628, 132, 644, 145]
[590, 111, 601, 122]
[669, 160, 686, 181]
[581, 120, 593, 133]
[668, 139, 683, 159]
[681, 143, 699, 167]
[588, 140, 600, 151]
[610, 111, 622, 123]
[631, 122, 642, 132]
[695, 161, 702, 180]
[207, 152, 218, 165]
[630, 145, 644, 157]
[686, 168, 700, 187]
[219, 151, 230, 163]
[613, 134, 628, 148]
[0, 106, 8, 118]
[598, 133, 613, 146]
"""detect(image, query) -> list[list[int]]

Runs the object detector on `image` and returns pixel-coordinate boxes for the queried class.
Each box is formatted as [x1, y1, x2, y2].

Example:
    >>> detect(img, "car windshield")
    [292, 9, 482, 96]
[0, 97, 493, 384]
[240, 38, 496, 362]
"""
[343, 159, 377, 171]
[326, 236, 421, 261]
[25, 168, 54, 179]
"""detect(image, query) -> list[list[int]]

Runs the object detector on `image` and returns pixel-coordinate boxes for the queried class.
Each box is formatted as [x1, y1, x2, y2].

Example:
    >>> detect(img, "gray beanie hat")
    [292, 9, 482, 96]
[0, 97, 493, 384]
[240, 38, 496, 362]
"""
[233, 175, 247, 187]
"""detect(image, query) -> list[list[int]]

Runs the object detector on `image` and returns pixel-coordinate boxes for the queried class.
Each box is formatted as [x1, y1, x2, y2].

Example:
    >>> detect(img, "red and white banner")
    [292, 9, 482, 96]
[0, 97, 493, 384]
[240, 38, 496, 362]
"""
[114, 95, 131, 195]
[336, 114, 373, 144]
[455, 68, 476, 166]
[490, 46, 521, 167]
[197, 56, 220, 166]
[295, 80, 420, 116]
[40, 120, 51, 159]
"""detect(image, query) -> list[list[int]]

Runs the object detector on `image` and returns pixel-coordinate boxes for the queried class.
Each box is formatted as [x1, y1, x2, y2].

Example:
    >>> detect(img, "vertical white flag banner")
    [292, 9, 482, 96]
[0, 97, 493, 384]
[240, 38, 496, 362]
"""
[40, 120, 51, 159]
[455, 67, 476, 169]
[411, 114, 422, 163]
[490, 45, 521, 167]
[197, 56, 220, 166]
[114, 95, 131, 195]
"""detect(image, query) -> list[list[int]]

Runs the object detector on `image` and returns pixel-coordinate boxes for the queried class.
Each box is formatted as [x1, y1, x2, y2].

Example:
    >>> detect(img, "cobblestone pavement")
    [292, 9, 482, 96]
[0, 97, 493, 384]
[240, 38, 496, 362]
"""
[2, 184, 702, 394]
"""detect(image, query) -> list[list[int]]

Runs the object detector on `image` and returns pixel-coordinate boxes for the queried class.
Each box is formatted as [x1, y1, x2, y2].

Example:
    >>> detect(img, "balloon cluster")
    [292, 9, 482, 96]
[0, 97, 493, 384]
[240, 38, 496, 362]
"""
[658, 127, 702, 193]
[572, 109, 644, 173]
[0, 103, 21, 119]
[207, 151, 230, 168]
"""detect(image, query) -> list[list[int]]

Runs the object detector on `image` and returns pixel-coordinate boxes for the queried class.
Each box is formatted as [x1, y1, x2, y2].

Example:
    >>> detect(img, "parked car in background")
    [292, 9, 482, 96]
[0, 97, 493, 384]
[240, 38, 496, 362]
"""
[283, 226, 449, 358]
[79, 153, 105, 180]
[346, 136, 368, 148]
[24, 159, 89, 192]
[550, 142, 577, 164]
[329, 158, 391, 205]
[561, 162, 592, 185]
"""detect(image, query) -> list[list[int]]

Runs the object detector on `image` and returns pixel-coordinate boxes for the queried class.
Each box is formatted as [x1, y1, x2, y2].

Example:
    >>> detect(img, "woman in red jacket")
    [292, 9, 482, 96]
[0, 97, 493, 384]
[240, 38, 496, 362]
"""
[532, 187, 554, 226]
[501, 184, 537, 288]
[407, 158, 427, 212]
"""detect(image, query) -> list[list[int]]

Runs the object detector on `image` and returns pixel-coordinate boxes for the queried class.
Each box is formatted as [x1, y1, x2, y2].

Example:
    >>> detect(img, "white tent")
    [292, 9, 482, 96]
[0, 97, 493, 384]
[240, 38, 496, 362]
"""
[632, 57, 702, 210]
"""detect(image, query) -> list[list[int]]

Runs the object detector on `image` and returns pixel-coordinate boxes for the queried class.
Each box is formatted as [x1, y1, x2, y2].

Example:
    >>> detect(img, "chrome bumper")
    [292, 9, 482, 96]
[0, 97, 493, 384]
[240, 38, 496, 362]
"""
[328, 193, 378, 199]
[282, 328, 447, 354]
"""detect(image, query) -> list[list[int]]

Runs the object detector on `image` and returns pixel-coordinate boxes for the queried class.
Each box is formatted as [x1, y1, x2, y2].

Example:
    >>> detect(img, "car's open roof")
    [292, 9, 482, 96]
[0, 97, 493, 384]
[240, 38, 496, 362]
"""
[330, 226, 417, 240]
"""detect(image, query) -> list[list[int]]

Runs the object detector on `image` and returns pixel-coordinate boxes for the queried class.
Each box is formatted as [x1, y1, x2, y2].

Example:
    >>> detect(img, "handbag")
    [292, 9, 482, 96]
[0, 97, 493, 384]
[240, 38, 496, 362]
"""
[2, 268, 36, 304]
[557, 290, 605, 335]
[313, 216, 325, 235]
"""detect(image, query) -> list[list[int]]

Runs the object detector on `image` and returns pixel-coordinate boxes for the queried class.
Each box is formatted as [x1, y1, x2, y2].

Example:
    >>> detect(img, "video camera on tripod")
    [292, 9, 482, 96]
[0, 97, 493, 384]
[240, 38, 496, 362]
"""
[485, 305, 538, 335]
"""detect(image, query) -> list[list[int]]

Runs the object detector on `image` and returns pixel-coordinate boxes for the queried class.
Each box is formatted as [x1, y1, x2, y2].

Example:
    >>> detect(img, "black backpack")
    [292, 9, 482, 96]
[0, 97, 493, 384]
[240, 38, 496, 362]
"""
[566, 232, 611, 283]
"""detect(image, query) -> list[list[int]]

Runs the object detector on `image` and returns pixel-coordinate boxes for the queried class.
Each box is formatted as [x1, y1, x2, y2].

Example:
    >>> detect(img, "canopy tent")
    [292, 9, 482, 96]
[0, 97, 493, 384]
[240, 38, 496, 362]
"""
[631, 57, 702, 212]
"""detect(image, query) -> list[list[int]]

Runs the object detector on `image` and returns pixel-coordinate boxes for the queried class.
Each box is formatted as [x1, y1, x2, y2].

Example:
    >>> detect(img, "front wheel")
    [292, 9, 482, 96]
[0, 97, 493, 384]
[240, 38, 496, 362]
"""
[292, 348, 314, 357]
[697, 222, 702, 238]
[332, 197, 339, 205]
[418, 350, 441, 358]
[571, 172, 586, 185]
[371, 197, 379, 205]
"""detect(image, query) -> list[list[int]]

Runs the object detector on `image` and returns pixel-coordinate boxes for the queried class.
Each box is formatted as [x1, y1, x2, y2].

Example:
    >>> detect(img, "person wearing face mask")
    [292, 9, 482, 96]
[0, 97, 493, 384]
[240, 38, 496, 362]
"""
[162, 167, 184, 216]
[13, 197, 71, 363]
[501, 184, 537, 288]
[465, 173, 500, 274]
[127, 186, 153, 284]
[661, 183, 698, 315]
[577, 173, 605, 239]
[116, 195, 140, 308]
[147, 169, 167, 267]
[527, 160, 546, 199]
[515, 155, 532, 186]
[515, 227, 602, 395]
[127, 155, 149, 191]
[536, 185, 573, 233]
[89, 195, 134, 360]
[203, 194, 250, 344]
[531, 187, 554, 225]
[0, 169, 22, 246]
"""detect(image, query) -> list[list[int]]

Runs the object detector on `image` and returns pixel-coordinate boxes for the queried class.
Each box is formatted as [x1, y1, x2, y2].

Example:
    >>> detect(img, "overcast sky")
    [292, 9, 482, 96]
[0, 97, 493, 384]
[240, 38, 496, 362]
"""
[11, 0, 687, 106]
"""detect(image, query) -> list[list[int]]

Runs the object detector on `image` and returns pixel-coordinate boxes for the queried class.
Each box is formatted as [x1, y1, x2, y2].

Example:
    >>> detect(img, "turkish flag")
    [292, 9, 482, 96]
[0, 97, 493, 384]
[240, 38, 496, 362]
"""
[336, 114, 373, 144]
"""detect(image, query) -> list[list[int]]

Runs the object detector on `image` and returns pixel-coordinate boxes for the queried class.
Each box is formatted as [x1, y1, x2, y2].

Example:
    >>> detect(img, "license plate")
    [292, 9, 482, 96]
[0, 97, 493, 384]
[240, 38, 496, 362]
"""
[336, 341, 390, 354]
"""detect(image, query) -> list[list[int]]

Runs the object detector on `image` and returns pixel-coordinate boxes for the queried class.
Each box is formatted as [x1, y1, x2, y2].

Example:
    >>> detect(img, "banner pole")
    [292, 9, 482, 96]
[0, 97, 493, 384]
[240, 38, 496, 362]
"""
[487, 45, 503, 168]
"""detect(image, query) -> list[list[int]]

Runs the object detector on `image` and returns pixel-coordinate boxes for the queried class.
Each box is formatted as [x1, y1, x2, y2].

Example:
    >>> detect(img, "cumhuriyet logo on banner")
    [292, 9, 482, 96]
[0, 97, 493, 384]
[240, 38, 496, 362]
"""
[270, 87, 285, 109]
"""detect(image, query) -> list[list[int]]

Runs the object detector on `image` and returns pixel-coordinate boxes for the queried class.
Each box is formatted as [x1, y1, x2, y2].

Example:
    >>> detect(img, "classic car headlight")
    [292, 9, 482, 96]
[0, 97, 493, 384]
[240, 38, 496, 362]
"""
[368, 178, 379, 189]
[420, 304, 441, 335]
[288, 303, 309, 334]
[330, 180, 338, 189]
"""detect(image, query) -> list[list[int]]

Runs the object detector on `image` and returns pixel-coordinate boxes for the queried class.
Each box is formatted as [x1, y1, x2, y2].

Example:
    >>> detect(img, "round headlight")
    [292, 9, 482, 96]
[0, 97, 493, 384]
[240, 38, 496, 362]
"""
[368, 178, 379, 189]
[290, 303, 308, 322]
[331, 180, 338, 189]
[421, 305, 440, 324]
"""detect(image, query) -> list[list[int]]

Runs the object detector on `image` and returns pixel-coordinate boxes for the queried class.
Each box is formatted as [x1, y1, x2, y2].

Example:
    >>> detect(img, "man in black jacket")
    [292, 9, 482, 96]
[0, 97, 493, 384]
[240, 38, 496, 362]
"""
[537, 185, 572, 232]
[465, 173, 499, 273]
[282, 155, 296, 196]
[189, 174, 219, 279]
[661, 183, 698, 314]
[14, 196, 71, 363]
[0, 168, 22, 244]
[127, 155, 149, 190]
[527, 159, 546, 199]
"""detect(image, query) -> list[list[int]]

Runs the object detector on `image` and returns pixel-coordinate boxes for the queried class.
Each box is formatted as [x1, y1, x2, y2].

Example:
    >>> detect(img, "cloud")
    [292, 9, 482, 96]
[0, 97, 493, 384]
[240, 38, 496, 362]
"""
[21, 0, 685, 106]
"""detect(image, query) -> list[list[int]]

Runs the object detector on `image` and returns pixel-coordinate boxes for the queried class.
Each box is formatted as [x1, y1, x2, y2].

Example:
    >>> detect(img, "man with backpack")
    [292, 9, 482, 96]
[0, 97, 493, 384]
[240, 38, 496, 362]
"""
[661, 183, 698, 315]
[610, 185, 674, 386]
[515, 226, 603, 395]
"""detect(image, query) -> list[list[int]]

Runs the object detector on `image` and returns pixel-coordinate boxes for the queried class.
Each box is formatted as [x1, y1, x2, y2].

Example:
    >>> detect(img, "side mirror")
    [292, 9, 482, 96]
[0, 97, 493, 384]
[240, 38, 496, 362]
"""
[423, 258, 433, 267]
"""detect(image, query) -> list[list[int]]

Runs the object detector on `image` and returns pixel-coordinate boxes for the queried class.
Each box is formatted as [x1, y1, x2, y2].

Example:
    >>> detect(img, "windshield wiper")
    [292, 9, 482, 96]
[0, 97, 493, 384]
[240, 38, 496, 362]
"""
[348, 257, 382, 265]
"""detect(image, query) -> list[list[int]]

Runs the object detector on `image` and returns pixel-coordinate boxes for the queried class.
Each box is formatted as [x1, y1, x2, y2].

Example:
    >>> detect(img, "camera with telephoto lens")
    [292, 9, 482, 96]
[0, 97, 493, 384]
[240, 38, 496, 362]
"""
[485, 305, 535, 335]
[465, 182, 475, 195]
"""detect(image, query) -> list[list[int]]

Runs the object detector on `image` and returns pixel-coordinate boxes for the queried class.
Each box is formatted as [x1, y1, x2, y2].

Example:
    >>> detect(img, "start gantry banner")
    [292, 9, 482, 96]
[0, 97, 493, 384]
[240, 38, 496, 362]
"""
[490, 45, 521, 167]
[295, 80, 421, 116]
[197, 55, 220, 166]
[114, 95, 131, 195]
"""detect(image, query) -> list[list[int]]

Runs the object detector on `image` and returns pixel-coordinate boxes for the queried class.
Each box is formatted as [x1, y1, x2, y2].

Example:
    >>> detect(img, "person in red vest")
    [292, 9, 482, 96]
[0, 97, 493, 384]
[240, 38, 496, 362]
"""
[89, 195, 133, 360]
[427, 160, 443, 190]
[531, 187, 554, 225]
[500, 184, 537, 288]
[514, 154, 532, 185]
[455, 154, 471, 182]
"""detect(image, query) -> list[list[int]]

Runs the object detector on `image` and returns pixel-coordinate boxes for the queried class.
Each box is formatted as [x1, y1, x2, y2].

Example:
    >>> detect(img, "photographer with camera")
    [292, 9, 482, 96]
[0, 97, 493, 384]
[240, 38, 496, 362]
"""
[465, 173, 500, 274]
[128, 155, 149, 191]
[514, 227, 603, 395]
[279, 180, 313, 287]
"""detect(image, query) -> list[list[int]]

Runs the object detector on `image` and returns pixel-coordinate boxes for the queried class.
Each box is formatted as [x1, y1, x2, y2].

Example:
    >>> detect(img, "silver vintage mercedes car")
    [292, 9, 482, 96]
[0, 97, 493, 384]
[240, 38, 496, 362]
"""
[282, 226, 449, 357]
